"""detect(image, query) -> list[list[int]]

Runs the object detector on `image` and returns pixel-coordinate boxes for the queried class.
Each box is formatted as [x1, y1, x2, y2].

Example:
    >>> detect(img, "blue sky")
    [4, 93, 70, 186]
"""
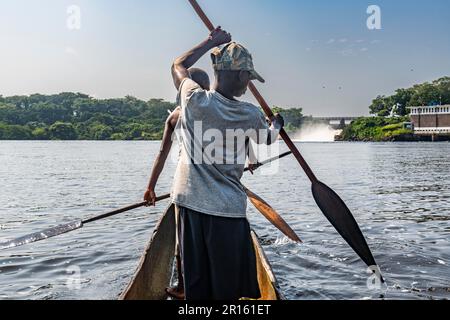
[1, 0, 449, 116]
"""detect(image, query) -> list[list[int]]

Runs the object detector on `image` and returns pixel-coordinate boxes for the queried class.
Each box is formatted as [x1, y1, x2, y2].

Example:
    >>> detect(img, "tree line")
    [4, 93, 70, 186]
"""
[0, 92, 304, 140]
[369, 76, 450, 116]
[340, 76, 450, 141]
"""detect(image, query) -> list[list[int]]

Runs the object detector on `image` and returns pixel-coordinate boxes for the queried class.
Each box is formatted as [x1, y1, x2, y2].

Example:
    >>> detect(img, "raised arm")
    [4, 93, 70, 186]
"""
[171, 27, 231, 90]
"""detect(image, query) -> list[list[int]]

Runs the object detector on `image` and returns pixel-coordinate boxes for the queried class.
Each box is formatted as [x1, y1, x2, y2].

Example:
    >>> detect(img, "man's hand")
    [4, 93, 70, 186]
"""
[270, 113, 285, 130]
[247, 163, 256, 175]
[144, 188, 157, 207]
[208, 27, 232, 47]
[265, 113, 285, 145]
[172, 27, 231, 90]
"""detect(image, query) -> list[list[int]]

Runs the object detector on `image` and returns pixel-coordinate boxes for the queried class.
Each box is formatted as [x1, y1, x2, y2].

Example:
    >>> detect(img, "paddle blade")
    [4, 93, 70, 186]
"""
[245, 188, 302, 243]
[312, 180, 378, 268]
[0, 221, 83, 251]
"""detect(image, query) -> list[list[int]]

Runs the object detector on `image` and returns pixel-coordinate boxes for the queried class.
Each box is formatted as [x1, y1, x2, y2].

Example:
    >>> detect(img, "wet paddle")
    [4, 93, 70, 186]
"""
[244, 151, 301, 242]
[187, 0, 381, 274]
[245, 187, 301, 243]
[0, 152, 294, 251]
[0, 194, 171, 251]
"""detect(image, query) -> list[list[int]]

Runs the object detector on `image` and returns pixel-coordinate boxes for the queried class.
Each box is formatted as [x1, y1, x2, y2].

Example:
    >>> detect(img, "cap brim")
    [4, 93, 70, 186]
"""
[249, 70, 265, 83]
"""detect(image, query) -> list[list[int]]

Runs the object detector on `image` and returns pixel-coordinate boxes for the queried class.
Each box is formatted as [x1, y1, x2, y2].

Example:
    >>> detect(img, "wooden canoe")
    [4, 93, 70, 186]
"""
[119, 204, 283, 300]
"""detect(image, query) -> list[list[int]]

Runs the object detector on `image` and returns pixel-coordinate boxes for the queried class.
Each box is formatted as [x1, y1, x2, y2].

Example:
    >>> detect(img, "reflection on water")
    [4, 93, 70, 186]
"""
[0, 141, 449, 300]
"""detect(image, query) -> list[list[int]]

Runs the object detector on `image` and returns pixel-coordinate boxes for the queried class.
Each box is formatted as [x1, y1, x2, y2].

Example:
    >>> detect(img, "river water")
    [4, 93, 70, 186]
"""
[0, 141, 449, 300]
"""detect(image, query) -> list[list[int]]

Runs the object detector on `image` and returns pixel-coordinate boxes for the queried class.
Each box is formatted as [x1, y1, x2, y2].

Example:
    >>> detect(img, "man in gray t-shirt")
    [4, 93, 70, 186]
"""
[146, 27, 284, 300]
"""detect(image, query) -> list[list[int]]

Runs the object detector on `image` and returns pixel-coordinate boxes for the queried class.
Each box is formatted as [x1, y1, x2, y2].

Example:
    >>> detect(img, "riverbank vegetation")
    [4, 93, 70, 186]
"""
[0, 93, 303, 140]
[338, 117, 412, 141]
[2, 77, 448, 141]
[369, 77, 450, 117]
[338, 76, 450, 141]
[0, 93, 172, 140]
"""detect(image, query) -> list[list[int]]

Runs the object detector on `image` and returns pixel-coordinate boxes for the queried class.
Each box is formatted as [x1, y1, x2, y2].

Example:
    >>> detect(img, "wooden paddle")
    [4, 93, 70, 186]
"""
[0, 194, 171, 251]
[187, 0, 381, 271]
[244, 153, 301, 243]
[0, 152, 296, 250]
[245, 187, 301, 243]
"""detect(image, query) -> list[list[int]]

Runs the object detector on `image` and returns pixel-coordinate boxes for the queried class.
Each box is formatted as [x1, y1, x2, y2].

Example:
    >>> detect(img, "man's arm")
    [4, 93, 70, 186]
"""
[171, 27, 231, 90]
[144, 108, 180, 206]
[252, 113, 285, 146]
[266, 114, 284, 145]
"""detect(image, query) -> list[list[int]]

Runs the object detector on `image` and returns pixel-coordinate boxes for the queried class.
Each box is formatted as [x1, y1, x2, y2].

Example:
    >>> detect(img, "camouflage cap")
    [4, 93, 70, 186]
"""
[211, 42, 265, 83]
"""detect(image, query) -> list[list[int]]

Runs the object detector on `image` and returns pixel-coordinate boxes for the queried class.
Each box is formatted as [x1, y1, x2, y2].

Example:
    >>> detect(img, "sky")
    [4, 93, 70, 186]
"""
[1, 0, 450, 116]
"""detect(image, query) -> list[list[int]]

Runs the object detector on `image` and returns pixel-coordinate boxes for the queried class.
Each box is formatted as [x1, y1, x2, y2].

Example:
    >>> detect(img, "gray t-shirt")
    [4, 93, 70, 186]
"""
[171, 78, 276, 218]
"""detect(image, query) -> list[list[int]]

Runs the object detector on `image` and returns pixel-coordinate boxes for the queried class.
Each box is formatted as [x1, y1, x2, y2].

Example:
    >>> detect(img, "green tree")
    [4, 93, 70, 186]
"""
[341, 116, 409, 141]
[369, 76, 450, 116]
[369, 95, 391, 116]
[409, 82, 441, 106]
[49, 122, 78, 140]
[32, 127, 49, 139]
[271, 106, 303, 129]
[434, 77, 450, 105]
[391, 88, 414, 115]
[0, 123, 32, 140]
[111, 133, 126, 140]
[88, 123, 113, 140]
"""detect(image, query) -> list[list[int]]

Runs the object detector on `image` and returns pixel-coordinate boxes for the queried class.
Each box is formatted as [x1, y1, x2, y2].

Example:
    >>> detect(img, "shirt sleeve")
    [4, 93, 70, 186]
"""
[176, 78, 207, 111]
[254, 111, 269, 131]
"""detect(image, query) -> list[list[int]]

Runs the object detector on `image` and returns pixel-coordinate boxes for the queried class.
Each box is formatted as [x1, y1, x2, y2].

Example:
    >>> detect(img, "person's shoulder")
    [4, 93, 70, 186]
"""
[178, 78, 209, 108]
[166, 107, 181, 127]
[242, 102, 264, 117]
[180, 78, 202, 92]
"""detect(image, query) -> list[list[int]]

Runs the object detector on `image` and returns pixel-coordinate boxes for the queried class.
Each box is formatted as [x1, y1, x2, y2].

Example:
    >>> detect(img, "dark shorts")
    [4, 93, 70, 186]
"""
[177, 206, 261, 300]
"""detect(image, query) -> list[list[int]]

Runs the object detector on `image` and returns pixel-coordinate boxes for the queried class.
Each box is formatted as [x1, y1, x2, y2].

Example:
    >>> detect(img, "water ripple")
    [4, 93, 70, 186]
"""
[0, 141, 449, 300]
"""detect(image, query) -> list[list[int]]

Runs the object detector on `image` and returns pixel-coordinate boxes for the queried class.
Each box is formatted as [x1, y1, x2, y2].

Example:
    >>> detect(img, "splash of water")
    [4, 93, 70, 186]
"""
[291, 124, 342, 142]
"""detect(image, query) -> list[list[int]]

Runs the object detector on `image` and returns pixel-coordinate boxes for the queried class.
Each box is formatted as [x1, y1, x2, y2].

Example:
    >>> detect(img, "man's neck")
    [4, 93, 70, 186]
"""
[213, 83, 237, 101]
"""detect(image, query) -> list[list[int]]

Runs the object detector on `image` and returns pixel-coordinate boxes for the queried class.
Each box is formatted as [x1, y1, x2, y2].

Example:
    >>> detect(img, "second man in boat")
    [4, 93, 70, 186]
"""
[145, 27, 284, 300]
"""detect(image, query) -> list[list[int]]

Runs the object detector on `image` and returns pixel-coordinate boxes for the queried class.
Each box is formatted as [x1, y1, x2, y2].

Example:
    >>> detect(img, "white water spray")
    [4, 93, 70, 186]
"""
[291, 124, 342, 142]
